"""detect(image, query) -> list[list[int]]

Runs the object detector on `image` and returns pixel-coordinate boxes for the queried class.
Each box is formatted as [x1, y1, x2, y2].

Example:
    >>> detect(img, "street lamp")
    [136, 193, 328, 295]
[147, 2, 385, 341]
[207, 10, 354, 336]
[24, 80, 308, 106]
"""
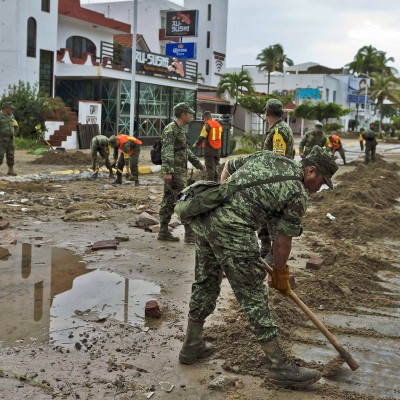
[130, 0, 138, 136]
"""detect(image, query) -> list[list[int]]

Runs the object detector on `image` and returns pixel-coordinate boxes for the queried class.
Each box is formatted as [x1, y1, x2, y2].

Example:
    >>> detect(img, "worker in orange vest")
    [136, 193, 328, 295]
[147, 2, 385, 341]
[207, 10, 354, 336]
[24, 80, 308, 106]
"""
[328, 134, 346, 165]
[193, 111, 223, 182]
[109, 133, 142, 185]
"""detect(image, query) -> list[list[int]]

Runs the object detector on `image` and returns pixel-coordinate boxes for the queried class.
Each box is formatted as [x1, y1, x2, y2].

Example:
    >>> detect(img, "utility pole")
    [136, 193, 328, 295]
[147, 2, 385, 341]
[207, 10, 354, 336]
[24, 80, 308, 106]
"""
[129, 0, 138, 135]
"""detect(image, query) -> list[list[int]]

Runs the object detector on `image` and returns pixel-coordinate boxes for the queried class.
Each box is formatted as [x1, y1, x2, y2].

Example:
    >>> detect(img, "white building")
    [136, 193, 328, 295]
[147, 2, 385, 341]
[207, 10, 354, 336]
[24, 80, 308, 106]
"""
[0, 0, 58, 96]
[0, 0, 201, 147]
[226, 63, 375, 134]
[83, 0, 229, 88]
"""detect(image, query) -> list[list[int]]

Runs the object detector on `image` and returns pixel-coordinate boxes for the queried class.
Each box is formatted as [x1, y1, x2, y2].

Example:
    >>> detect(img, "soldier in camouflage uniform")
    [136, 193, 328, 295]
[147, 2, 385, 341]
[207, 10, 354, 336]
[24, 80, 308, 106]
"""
[299, 121, 330, 157]
[360, 125, 378, 164]
[259, 99, 295, 259]
[179, 146, 338, 388]
[90, 134, 113, 179]
[158, 103, 205, 242]
[0, 103, 17, 176]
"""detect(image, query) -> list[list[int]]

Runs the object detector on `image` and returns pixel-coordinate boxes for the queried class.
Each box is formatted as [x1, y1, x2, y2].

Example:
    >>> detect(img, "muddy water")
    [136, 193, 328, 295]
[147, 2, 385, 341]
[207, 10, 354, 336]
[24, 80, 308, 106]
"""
[0, 244, 160, 348]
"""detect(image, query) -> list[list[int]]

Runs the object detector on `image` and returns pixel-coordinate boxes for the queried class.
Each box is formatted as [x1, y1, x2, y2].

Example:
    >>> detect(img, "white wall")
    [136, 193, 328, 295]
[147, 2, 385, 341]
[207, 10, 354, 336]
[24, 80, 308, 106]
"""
[0, 0, 58, 94]
[184, 0, 228, 87]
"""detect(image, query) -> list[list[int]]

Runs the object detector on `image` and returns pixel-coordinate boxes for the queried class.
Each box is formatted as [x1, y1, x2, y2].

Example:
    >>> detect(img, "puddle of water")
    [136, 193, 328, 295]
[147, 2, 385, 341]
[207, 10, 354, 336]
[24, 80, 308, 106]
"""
[0, 243, 160, 348]
[292, 328, 400, 398]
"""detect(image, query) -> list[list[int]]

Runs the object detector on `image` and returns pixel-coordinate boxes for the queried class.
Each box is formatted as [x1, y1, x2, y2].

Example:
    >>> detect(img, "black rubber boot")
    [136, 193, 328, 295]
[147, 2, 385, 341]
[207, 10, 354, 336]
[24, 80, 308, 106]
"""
[7, 166, 17, 176]
[261, 339, 321, 388]
[184, 225, 196, 244]
[158, 224, 179, 241]
[179, 319, 214, 365]
[108, 169, 114, 179]
[112, 174, 122, 185]
[92, 171, 99, 179]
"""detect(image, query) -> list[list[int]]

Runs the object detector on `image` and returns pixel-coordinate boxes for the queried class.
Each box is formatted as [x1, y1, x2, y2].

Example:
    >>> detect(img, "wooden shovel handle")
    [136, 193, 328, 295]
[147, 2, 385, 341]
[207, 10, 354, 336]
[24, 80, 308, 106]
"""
[263, 260, 359, 371]
[289, 290, 359, 371]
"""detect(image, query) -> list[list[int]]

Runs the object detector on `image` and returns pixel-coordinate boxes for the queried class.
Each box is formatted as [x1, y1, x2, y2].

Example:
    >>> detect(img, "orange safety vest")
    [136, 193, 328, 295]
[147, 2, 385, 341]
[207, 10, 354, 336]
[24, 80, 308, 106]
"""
[202, 120, 223, 149]
[116, 134, 142, 156]
[329, 134, 341, 150]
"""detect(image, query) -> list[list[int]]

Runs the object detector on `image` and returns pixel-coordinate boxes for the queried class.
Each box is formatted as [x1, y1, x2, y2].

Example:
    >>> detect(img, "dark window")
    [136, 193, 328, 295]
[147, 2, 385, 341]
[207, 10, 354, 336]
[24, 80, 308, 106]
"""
[206, 59, 210, 75]
[66, 36, 96, 59]
[208, 4, 212, 21]
[41, 0, 50, 12]
[27, 17, 37, 57]
[39, 50, 54, 96]
[206, 31, 210, 48]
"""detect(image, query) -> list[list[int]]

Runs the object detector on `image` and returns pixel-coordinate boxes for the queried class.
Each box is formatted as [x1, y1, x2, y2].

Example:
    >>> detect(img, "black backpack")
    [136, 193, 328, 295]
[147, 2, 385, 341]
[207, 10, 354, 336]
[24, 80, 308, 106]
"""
[151, 139, 162, 165]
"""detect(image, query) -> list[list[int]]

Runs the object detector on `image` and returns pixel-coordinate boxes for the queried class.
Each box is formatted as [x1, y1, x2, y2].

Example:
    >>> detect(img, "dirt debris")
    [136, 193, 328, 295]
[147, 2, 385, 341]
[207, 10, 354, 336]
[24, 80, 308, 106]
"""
[32, 150, 92, 165]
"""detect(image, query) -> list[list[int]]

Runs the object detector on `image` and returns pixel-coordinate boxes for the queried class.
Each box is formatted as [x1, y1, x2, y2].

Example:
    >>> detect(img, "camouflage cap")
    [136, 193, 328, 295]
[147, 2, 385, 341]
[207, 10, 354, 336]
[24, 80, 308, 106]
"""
[2, 102, 14, 110]
[108, 135, 117, 144]
[174, 102, 195, 114]
[264, 98, 283, 112]
[315, 121, 324, 128]
[305, 145, 338, 189]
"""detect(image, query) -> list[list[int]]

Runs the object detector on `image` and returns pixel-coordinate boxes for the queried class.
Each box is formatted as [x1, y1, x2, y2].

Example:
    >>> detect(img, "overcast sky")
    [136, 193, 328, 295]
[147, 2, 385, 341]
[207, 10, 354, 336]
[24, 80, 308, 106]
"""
[82, 0, 400, 72]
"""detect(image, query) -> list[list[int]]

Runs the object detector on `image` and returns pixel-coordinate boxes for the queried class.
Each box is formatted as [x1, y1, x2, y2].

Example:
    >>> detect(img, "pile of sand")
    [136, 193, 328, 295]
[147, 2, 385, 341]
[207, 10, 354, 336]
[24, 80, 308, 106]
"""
[32, 151, 92, 165]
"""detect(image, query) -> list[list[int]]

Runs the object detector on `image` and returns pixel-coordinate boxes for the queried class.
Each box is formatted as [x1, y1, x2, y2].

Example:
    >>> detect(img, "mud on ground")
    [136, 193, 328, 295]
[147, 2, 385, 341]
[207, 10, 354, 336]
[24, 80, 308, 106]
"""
[0, 152, 399, 399]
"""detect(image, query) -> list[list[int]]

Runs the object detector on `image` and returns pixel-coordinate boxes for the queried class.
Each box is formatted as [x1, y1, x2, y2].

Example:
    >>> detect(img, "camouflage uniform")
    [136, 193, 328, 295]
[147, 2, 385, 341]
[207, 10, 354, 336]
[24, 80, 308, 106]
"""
[159, 120, 203, 227]
[90, 135, 112, 171]
[263, 119, 294, 159]
[361, 130, 377, 163]
[189, 151, 308, 342]
[0, 109, 15, 170]
[299, 128, 329, 156]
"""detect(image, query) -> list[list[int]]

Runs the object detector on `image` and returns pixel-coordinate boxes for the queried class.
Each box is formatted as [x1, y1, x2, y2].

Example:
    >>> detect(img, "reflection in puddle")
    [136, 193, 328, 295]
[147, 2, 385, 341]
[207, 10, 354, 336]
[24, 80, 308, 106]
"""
[0, 244, 160, 348]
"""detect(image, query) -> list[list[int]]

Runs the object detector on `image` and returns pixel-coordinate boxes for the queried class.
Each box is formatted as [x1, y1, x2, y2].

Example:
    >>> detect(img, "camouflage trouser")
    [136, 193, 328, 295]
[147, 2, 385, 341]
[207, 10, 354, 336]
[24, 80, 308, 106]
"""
[159, 175, 186, 226]
[116, 146, 141, 181]
[365, 143, 376, 164]
[0, 136, 14, 167]
[332, 147, 346, 163]
[204, 154, 220, 182]
[92, 147, 112, 170]
[189, 221, 279, 342]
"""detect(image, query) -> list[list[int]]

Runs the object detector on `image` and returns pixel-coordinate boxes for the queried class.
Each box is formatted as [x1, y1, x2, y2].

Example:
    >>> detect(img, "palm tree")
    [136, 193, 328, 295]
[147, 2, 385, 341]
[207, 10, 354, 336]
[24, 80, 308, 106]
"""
[217, 70, 254, 115]
[256, 44, 294, 94]
[346, 45, 397, 75]
[369, 72, 400, 133]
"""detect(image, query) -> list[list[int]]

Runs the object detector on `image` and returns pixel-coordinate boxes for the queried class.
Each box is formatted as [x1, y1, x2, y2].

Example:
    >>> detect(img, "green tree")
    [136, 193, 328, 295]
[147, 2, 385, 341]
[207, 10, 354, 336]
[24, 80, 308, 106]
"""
[237, 93, 293, 137]
[293, 101, 351, 123]
[256, 44, 294, 94]
[0, 81, 51, 138]
[217, 70, 254, 115]
[346, 45, 397, 75]
[369, 72, 400, 133]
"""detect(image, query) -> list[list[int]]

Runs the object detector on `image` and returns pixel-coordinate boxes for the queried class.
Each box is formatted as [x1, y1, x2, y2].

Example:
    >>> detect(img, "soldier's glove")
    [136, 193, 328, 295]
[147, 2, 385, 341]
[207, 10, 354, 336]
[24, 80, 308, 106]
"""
[111, 162, 117, 169]
[268, 265, 292, 296]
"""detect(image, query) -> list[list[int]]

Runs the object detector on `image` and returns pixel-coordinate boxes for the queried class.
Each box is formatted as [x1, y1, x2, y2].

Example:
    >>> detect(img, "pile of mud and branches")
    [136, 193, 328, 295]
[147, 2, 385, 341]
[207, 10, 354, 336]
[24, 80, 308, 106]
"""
[32, 150, 92, 165]
[306, 158, 400, 240]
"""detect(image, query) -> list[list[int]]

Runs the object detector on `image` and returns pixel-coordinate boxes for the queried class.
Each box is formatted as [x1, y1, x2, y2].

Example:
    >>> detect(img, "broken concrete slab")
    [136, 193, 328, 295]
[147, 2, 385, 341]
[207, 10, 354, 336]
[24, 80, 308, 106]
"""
[0, 220, 10, 230]
[208, 374, 239, 391]
[130, 212, 159, 228]
[91, 239, 119, 251]
[306, 257, 324, 270]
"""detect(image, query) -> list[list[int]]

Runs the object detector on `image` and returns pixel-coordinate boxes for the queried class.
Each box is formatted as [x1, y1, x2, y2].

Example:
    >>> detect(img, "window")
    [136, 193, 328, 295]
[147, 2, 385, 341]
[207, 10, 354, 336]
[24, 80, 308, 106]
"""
[66, 36, 96, 59]
[208, 4, 212, 21]
[41, 0, 50, 12]
[333, 90, 336, 103]
[326, 88, 329, 101]
[206, 59, 210, 75]
[27, 17, 37, 58]
[206, 31, 210, 48]
[39, 50, 54, 96]
[160, 15, 166, 29]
